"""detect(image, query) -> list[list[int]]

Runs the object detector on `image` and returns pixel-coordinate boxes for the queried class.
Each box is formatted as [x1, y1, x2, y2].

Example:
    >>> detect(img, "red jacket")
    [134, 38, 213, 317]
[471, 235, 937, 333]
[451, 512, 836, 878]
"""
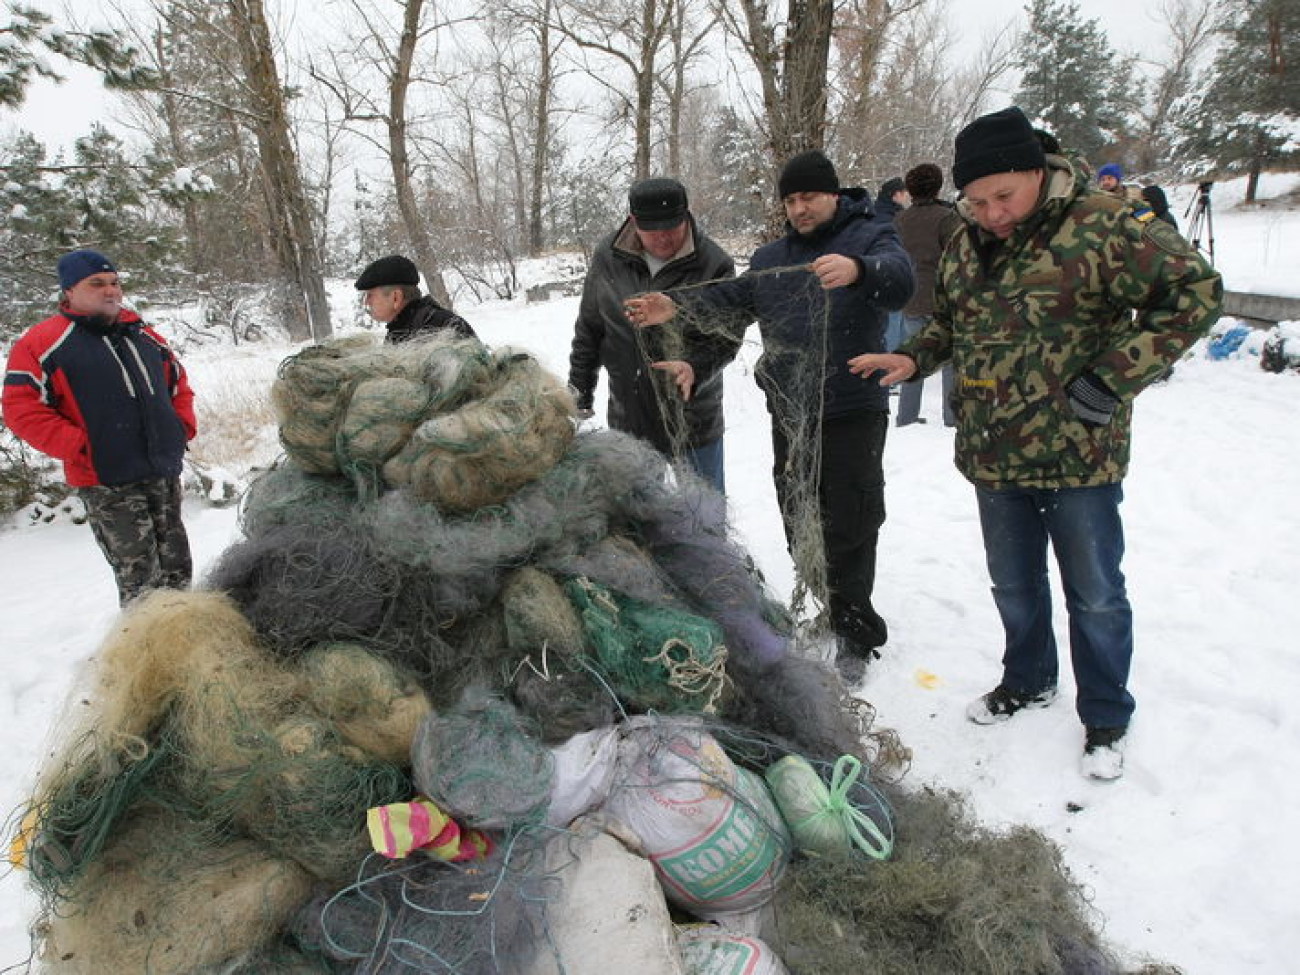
[3, 306, 196, 487]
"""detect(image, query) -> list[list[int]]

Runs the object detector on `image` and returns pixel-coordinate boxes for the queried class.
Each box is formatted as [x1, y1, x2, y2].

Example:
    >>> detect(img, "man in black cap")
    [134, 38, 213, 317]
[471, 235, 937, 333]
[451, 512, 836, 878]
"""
[3, 249, 197, 605]
[354, 255, 476, 343]
[847, 105, 1221, 779]
[568, 176, 738, 492]
[625, 151, 915, 684]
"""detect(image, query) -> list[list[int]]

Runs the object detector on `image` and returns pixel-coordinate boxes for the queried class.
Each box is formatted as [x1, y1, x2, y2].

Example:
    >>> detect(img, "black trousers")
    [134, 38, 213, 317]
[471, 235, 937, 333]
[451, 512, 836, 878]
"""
[771, 409, 889, 652]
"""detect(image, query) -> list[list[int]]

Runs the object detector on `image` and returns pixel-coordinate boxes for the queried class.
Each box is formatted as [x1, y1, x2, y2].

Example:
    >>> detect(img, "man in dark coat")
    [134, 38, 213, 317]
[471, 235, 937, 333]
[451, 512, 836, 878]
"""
[626, 151, 915, 683]
[875, 176, 910, 351]
[893, 162, 961, 427]
[354, 255, 476, 343]
[3, 249, 197, 605]
[874, 176, 910, 223]
[568, 177, 738, 492]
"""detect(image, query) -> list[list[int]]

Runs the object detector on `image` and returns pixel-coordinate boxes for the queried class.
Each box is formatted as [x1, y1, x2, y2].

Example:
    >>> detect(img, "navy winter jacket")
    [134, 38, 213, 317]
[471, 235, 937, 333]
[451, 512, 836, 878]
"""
[3, 307, 196, 487]
[687, 189, 914, 417]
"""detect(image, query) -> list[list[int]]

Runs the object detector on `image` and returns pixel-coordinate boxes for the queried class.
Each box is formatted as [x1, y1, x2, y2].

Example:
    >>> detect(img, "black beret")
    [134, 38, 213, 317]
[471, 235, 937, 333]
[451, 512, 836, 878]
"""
[355, 255, 420, 291]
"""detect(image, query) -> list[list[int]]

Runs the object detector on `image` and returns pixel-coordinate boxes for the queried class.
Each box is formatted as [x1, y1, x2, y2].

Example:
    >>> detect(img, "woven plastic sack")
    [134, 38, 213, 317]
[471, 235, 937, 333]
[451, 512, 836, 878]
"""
[546, 725, 620, 828]
[677, 927, 790, 975]
[603, 718, 789, 921]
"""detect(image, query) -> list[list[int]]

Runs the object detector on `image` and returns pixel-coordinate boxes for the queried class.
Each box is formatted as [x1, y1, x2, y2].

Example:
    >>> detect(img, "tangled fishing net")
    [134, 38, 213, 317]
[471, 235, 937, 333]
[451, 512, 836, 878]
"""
[634, 267, 835, 622]
[7, 331, 1173, 974]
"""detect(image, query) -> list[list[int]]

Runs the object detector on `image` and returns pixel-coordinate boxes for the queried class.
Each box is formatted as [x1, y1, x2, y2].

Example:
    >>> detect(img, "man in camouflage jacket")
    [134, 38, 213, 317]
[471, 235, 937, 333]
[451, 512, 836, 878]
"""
[849, 107, 1221, 780]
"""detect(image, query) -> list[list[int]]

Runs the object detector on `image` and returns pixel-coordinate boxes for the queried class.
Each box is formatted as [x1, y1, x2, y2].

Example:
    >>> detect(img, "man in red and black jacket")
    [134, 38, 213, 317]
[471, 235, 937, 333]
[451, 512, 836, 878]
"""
[3, 249, 197, 605]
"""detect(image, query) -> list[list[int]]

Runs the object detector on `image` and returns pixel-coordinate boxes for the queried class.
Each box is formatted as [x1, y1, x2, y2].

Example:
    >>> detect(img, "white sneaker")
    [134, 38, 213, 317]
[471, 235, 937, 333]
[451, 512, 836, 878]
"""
[1081, 727, 1126, 781]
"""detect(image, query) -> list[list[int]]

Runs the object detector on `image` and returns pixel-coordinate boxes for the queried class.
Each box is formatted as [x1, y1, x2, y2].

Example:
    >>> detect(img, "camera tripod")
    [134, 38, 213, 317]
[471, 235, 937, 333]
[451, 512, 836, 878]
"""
[1184, 181, 1215, 264]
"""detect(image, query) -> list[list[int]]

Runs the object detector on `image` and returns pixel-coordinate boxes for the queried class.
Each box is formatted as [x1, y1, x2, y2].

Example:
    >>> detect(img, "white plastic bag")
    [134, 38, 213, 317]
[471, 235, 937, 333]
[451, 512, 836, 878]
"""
[545, 725, 620, 828]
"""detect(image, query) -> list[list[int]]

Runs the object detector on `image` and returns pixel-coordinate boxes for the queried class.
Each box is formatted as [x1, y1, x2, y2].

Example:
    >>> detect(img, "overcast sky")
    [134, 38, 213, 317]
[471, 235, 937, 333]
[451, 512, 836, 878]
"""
[6, 0, 1179, 153]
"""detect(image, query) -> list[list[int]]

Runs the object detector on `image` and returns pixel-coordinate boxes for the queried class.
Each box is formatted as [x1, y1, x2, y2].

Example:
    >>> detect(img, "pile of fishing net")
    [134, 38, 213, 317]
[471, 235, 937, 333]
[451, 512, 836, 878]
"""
[7, 333, 1176, 974]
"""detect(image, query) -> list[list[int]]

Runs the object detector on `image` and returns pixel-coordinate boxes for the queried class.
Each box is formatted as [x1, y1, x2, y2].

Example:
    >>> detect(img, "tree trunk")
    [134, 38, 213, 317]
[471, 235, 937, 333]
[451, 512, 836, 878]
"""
[227, 0, 332, 342]
[725, 0, 833, 236]
[390, 0, 454, 308]
[632, 0, 661, 179]
[776, 0, 833, 160]
[528, 2, 554, 256]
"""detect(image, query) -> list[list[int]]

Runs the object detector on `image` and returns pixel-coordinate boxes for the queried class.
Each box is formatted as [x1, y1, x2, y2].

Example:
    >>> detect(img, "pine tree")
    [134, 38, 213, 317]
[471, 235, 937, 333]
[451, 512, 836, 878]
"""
[1, 3, 156, 109]
[1014, 0, 1137, 163]
[1181, 0, 1300, 201]
[0, 127, 203, 339]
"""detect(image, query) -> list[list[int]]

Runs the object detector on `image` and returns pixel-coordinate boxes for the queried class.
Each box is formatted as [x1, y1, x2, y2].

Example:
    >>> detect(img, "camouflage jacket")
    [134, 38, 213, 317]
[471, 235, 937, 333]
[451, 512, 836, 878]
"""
[904, 155, 1221, 489]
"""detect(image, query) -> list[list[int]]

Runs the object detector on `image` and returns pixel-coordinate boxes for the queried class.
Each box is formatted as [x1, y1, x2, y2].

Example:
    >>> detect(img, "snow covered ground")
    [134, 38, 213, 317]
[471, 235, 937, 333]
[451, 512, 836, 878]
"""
[1, 175, 1298, 973]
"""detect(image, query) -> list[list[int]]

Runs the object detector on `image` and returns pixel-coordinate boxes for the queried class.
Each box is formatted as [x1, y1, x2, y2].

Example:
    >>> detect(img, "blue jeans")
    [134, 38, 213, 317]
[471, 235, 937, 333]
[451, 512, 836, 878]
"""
[884, 311, 904, 352]
[896, 314, 955, 426]
[685, 437, 725, 494]
[975, 483, 1135, 728]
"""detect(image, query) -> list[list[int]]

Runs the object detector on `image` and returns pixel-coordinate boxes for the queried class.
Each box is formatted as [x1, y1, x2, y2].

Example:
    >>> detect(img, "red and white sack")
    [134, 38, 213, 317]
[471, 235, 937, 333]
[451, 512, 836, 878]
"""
[602, 717, 790, 922]
[677, 926, 790, 975]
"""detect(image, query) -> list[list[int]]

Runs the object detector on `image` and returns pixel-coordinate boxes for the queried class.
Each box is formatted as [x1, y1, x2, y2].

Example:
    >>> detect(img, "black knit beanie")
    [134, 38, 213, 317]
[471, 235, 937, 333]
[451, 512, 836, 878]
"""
[904, 163, 943, 200]
[952, 106, 1047, 190]
[778, 150, 839, 198]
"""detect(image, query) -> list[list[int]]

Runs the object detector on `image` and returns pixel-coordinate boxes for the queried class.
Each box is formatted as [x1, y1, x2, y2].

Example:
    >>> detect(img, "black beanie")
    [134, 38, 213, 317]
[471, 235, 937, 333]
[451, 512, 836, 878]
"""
[878, 177, 906, 202]
[904, 163, 943, 200]
[952, 106, 1047, 190]
[355, 255, 420, 290]
[778, 150, 839, 198]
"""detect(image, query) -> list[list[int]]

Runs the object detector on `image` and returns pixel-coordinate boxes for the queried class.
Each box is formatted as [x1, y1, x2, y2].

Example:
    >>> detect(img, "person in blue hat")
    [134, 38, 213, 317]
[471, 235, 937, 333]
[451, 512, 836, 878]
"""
[3, 249, 197, 605]
[1096, 162, 1124, 194]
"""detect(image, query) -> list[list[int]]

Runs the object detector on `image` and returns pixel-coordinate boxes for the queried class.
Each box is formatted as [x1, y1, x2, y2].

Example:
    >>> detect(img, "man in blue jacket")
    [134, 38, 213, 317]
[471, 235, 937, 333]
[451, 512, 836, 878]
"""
[3, 249, 197, 606]
[626, 150, 915, 683]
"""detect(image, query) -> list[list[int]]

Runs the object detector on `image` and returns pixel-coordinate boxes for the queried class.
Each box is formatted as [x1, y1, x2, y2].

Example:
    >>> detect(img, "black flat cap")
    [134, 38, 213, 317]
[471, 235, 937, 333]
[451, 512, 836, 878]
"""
[629, 177, 689, 231]
[355, 255, 420, 290]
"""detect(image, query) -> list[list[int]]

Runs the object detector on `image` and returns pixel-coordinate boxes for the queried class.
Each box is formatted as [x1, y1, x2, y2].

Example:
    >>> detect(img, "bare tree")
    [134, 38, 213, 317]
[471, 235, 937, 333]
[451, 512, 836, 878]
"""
[484, 0, 566, 256]
[716, 0, 834, 233]
[830, 0, 945, 183]
[659, 0, 722, 174]
[947, 20, 1020, 131]
[522, 0, 562, 255]
[552, 0, 676, 179]
[311, 0, 481, 307]
[383, 0, 456, 306]
[227, 0, 332, 340]
[1130, 0, 1217, 174]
